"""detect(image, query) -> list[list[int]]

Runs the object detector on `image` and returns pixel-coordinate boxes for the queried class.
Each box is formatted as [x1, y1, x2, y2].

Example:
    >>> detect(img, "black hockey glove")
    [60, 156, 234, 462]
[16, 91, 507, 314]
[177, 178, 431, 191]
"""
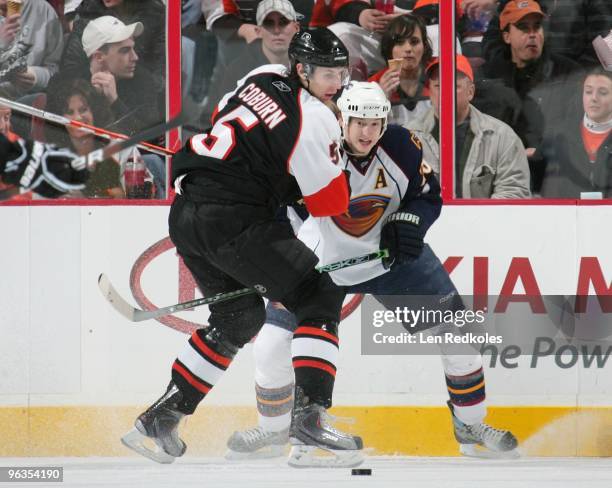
[380, 212, 424, 269]
[0, 135, 88, 198]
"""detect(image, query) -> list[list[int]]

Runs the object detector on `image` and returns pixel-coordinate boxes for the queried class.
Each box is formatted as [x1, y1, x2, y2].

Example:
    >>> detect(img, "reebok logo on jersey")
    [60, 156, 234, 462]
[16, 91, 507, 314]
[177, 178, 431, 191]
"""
[272, 81, 291, 92]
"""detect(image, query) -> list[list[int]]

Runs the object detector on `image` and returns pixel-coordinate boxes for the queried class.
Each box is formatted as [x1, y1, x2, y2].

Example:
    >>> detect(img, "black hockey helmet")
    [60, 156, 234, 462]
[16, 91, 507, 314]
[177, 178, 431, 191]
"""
[289, 28, 349, 68]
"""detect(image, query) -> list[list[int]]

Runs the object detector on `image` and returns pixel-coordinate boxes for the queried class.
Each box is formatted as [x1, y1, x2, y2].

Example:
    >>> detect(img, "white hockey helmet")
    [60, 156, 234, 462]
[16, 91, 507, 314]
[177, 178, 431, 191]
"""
[337, 81, 391, 141]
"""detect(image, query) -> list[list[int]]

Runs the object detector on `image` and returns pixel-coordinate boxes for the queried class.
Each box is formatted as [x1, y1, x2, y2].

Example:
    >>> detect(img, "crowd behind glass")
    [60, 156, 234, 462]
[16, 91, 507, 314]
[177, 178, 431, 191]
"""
[0, 0, 610, 200]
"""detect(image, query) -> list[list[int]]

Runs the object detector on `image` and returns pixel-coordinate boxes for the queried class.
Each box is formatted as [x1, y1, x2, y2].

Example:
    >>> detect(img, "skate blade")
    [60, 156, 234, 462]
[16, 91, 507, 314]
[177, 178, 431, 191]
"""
[121, 427, 176, 464]
[225, 443, 287, 461]
[288, 444, 364, 468]
[460, 443, 520, 459]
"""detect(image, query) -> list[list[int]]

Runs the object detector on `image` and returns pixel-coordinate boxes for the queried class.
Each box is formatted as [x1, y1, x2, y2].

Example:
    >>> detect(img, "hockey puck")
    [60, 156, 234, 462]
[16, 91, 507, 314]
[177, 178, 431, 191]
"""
[351, 468, 372, 476]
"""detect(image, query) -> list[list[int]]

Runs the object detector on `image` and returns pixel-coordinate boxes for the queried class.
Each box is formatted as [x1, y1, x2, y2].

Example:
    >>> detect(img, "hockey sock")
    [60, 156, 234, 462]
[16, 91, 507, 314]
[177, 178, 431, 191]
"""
[445, 366, 486, 425]
[253, 321, 295, 432]
[291, 321, 339, 408]
[171, 327, 238, 414]
[256, 382, 294, 432]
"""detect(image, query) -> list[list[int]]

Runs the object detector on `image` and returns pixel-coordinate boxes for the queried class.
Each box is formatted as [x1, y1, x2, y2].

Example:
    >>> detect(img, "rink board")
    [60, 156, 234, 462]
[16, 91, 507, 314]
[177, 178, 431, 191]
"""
[1, 406, 612, 457]
[0, 204, 610, 456]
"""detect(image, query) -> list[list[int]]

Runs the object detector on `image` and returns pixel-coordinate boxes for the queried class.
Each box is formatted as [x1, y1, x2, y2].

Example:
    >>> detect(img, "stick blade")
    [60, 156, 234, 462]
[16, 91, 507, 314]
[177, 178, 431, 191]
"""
[98, 273, 137, 321]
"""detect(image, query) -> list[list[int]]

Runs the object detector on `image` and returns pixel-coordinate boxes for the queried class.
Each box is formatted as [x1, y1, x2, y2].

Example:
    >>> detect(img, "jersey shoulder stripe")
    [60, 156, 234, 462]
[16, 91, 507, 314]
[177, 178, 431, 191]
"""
[378, 124, 423, 182]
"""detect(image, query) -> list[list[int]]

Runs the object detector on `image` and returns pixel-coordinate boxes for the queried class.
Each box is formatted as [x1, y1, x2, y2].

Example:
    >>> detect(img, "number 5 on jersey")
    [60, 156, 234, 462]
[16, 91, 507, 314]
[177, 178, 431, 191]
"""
[191, 106, 259, 159]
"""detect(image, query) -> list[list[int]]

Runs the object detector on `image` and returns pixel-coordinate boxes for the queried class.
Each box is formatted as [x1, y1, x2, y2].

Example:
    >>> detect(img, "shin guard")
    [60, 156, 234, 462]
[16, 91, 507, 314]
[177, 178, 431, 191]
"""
[291, 321, 339, 408]
[172, 327, 239, 413]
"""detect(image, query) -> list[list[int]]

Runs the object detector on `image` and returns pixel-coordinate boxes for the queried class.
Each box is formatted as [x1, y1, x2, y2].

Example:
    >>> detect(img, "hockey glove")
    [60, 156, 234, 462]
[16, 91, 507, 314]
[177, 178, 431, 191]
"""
[0, 136, 88, 198]
[380, 212, 424, 269]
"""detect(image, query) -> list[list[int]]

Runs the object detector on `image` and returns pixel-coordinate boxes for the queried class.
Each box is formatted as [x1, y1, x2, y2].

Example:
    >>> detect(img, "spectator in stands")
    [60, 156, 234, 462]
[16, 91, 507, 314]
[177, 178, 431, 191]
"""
[407, 55, 531, 198]
[61, 0, 165, 82]
[482, 0, 612, 69]
[325, 0, 464, 76]
[52, 16, 163, 135]
[45, 77, 124, 198]
[0, 2, 20, 48]
[369, 14, 432, 126]
[204, 0, 401, 82]
[0, 0, 64, 96]
[64, 1, 84, 32]
[540, 68, 612, 198]
[323, 0, 403, 74]
[476, 0, 582, 192]
[202, 0, 300, 123]
[462, 0, 496, 20]
[412, 0, 465, 30]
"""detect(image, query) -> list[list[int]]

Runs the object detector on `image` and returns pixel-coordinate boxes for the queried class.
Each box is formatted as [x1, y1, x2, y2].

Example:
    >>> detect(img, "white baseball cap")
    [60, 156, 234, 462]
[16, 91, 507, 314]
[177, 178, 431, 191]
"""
[82, 16, 143, 57]
[256, 0, 297, 26]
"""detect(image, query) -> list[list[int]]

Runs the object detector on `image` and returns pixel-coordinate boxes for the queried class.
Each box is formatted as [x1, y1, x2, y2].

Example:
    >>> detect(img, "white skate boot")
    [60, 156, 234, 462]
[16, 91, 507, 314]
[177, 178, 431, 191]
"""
[225, 426, 289, 460]
[448, 401, 519, 458]
[121, 383, 187, 464]
[288, 389, 364, 468]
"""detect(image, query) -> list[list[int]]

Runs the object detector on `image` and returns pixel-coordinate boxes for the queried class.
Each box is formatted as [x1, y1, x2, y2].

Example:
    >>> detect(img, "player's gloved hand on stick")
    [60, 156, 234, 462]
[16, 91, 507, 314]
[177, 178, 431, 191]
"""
[380, 211, 424, 269]
[0, 135, 88, 198]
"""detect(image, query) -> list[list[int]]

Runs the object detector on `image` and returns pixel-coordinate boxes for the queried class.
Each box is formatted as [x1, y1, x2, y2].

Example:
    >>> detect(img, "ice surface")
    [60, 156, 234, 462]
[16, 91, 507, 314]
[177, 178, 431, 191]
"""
[2, 456, 611, 488]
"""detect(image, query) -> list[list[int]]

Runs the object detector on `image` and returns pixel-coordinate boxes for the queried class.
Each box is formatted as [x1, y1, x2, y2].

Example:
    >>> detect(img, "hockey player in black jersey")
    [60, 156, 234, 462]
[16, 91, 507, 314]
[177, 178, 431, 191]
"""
[121, 29, 365, 466]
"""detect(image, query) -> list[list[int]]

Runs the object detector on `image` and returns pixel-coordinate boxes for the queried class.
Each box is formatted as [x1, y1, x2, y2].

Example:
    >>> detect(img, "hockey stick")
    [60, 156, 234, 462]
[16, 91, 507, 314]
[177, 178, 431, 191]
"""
[72, 98, 201, 171]
[98, 249, 389, 322]
[0, 96, 173, 157]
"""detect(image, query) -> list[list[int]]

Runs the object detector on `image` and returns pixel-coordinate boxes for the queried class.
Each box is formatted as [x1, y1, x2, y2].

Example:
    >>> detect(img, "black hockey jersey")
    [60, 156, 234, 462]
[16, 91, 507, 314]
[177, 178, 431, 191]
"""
[172, 65, 348, 217]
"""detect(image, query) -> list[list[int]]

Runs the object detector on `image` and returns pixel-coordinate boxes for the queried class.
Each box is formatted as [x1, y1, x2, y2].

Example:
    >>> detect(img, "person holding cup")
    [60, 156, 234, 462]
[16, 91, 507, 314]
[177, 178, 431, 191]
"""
[368, 14, 433, 125]
[0, 0, 20, 48]
[0, 0, 64, 96]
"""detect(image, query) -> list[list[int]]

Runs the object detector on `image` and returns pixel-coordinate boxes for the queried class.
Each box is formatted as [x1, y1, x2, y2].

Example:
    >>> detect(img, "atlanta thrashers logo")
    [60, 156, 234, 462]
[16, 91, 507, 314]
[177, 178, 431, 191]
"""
[332, 194, 390, 237]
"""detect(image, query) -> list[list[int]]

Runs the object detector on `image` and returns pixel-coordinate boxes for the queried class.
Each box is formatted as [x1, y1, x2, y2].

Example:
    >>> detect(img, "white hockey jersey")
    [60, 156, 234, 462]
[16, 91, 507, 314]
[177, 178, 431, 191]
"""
[298, 124, 440, 286]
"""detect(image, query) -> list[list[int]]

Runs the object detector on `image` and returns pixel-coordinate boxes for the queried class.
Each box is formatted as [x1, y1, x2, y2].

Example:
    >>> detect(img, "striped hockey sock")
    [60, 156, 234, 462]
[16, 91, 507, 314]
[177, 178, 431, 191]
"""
[256, 382, 294, 432]
[445, 367, 486, 424]
[171, 328, 238, 413]
[291, 322, 339, 408]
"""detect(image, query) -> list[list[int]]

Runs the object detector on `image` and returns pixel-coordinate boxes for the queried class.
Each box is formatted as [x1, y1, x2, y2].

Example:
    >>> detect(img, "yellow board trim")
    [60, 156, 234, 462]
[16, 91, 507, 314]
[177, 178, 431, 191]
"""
[2, 406, 612, 457]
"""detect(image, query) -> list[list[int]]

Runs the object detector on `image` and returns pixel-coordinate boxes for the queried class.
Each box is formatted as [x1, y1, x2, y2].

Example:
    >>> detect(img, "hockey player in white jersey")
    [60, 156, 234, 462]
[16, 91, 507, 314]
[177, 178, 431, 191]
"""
[225, 82, 518, 465]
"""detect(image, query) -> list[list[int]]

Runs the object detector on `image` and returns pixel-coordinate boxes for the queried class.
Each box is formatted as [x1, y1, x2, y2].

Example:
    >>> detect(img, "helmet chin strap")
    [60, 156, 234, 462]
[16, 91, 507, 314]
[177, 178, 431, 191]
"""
[342, 138, 378, 160]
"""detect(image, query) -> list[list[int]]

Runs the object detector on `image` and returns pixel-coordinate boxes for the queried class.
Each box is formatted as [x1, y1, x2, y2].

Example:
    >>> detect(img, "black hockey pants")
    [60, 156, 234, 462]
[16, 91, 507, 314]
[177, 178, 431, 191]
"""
[168, 194, 345, 348]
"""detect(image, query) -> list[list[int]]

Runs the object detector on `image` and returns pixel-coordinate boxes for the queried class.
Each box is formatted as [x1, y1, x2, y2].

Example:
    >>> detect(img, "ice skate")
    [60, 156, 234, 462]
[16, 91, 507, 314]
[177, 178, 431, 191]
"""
[225, 426, 289, 460]
[288, 389, 364, 468]
[121, 383, 187, 464]
[448, 401, 519, 459]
